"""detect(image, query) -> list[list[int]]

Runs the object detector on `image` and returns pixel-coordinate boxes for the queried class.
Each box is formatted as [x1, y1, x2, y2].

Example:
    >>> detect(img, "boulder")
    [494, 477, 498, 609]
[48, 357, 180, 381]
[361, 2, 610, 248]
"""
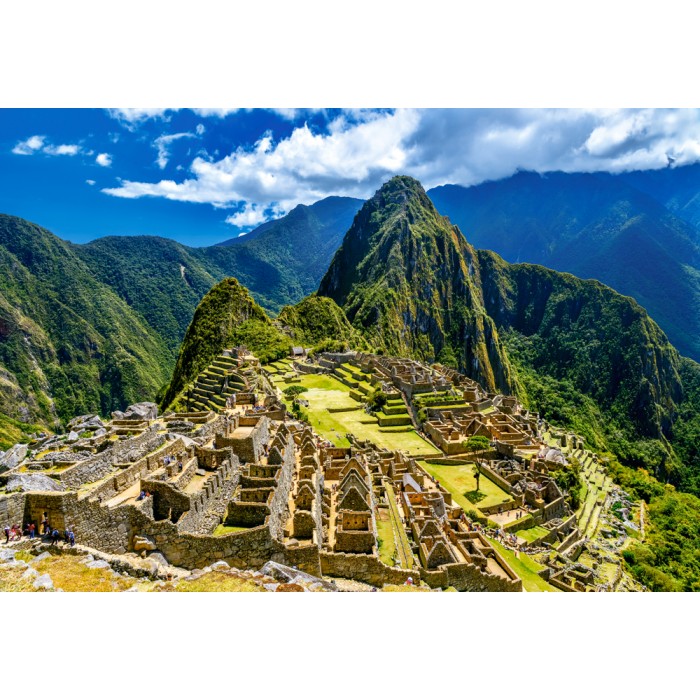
[33, 552, 52, 563]
[118, 402, 158, 421]
[147, 552, 169, 568]
[6, 473, 64, 493]
[133, 535, 157, 552]
[259, 561, 337, 591]
[33, 574, 54, 590]
[66, 431, 80, 443]
[86, 559, 112, 570]
[210, 560, 230, 571]
[0, 550, 16, 562]
[0, 443, 28, 471]
[68, 414, 104, 430]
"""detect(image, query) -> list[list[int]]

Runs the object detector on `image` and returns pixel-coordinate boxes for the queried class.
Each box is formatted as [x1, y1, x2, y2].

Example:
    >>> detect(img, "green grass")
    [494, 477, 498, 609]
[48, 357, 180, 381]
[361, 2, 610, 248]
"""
[273, 373, 438, 455]
[515, 525, 550, 543]
[377, 513, 397, 566]
[417, 461, 511, 512]
[213, 524, 250, 536]
[489, 539, 558, 592]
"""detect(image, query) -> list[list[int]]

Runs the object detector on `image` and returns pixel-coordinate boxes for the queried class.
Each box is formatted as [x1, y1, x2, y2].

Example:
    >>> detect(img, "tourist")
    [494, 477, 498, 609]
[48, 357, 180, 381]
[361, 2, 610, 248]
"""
[137, 490, 146, 501]
[405, 576, 413, 586]
[42, 512, 49, 535]
[3, 524, 9, 544]
[28, 522, 36, 539]
[68, 529, 75, 547]
[51, 528, 60, 545]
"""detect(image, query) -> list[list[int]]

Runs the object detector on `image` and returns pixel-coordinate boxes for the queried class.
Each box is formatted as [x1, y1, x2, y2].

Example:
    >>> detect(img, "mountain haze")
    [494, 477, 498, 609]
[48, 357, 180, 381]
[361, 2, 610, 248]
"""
[428, 170, 700, 361]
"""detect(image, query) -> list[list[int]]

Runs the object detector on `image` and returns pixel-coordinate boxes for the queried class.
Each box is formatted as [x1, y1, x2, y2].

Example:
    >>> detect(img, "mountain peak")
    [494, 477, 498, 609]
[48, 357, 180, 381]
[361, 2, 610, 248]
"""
[318, 176, 515, 393]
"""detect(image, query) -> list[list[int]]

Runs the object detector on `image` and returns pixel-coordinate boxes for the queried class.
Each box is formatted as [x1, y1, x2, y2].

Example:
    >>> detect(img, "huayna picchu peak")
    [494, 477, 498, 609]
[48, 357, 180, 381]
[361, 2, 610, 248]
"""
[318, 176, 517, 395]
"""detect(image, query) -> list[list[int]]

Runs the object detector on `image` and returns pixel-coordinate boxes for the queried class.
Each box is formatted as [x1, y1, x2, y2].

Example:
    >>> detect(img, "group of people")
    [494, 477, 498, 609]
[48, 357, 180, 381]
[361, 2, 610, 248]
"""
[3, 514, 75, 546]
[136, 490, 152, 501]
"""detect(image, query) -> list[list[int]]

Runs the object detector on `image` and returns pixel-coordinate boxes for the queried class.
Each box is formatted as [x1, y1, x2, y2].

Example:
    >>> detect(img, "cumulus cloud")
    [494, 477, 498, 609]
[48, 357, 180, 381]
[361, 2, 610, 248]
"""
[12, 135, 46, 154]
[12, 135, 81, 157]
[101, 108, 700, 228]
[86, 179, 96, 186]
[96, 152, 112, 167]
[103, 110, 420, 212]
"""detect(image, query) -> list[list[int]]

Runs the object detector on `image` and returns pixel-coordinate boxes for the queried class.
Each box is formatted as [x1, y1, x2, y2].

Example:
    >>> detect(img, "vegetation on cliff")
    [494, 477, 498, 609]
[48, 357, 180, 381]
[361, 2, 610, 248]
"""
[161, 278, 291, 407]
[318, 176, 516, 394]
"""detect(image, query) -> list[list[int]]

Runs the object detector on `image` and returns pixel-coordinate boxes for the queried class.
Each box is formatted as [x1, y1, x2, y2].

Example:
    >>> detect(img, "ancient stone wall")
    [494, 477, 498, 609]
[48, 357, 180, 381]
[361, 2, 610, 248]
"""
[59, 428, 167, 489]
[320, 551, 413, 587]
[0, 492, 26, 527]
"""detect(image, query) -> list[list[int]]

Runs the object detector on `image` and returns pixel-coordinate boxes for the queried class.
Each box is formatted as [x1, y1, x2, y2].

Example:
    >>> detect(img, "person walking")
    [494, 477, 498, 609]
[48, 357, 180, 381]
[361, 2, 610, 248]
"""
[51, 528, 60, 545]
[3, 524, 9, 544]
[28, 522, 36, 539]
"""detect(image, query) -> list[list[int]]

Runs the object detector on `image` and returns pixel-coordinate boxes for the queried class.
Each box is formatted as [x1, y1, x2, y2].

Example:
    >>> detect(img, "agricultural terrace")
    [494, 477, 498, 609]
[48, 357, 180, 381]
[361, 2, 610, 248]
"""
[270, 373, 439, 456]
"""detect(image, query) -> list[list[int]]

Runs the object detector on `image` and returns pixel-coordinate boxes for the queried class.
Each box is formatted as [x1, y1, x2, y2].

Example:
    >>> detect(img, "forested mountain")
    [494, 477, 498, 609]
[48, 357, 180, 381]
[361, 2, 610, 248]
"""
[0, 214, 170, 435]
[428, 170, 700, 361]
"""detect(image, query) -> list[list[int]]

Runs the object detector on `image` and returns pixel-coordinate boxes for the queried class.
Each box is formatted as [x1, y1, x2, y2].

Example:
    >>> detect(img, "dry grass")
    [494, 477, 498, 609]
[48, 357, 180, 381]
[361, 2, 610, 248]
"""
[164, 571, 269, 592]
[0, 566, 37, 592]
[34, 556, 136, 592]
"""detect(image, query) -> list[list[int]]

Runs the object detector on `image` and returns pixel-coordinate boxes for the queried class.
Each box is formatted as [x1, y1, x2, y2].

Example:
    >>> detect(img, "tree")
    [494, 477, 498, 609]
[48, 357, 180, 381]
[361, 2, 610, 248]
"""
[464, 434, 491, 456]
[473, 463, 481, 492]
[283, 385, 308, 401]
[367, 388, 388, 412]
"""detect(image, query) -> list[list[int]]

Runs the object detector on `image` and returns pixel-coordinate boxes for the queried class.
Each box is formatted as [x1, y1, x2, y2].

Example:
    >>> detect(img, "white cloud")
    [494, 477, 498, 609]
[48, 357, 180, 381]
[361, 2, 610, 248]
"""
[86, 179, 96, 186]
[195, 123, 205, 136]
[103, 110, 420, 215]
[107, 108, 172, 128]
[101, 108, 700, 228]
[12, 135, 46, 154]
[190, 108, 239, 118]
[96, 152, 112, 167]
[43, 143, 80, 156]
[12, 135, 81, 157]
[154, 132, 198, 169]
[225, 203, 280, 228]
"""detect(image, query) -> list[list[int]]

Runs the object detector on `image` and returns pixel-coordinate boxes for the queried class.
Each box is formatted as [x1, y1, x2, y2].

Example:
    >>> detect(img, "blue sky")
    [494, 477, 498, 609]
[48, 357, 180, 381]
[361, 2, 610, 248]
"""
[3, 108, 700, 247]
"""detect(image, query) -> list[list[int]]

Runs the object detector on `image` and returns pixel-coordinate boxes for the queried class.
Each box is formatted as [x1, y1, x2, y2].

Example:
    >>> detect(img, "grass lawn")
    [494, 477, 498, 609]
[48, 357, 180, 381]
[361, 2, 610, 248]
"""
[515, 525, 550, 543]
[273, 373, 439, 455]
[417, 461, 511, 512]
[489, 539, 558, 592]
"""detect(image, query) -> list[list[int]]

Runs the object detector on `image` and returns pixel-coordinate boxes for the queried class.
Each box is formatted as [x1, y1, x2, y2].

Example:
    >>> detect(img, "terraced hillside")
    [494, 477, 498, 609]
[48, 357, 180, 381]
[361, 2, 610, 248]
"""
[174, 354, 257, 413]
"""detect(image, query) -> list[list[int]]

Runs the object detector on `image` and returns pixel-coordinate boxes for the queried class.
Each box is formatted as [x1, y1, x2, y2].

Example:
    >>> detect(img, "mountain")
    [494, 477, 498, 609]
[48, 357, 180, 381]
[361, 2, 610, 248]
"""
[318, 176, 516, 394]
[616, 163, 700, 231]
[162, 279, 355, 409]
[0, 196, 361, 442]
[74, 195, 363, 346]
[318, 176, 689, 482]
[0, 214, 170, 439]
[428, 171, 700, 361]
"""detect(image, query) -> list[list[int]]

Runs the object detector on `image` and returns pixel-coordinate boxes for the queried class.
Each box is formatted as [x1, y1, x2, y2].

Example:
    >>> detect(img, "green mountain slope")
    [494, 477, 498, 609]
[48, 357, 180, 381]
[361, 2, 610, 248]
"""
[0, 214, 170, 436]
[318, 176, 516, 394]
[428, 171, 700, 361]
